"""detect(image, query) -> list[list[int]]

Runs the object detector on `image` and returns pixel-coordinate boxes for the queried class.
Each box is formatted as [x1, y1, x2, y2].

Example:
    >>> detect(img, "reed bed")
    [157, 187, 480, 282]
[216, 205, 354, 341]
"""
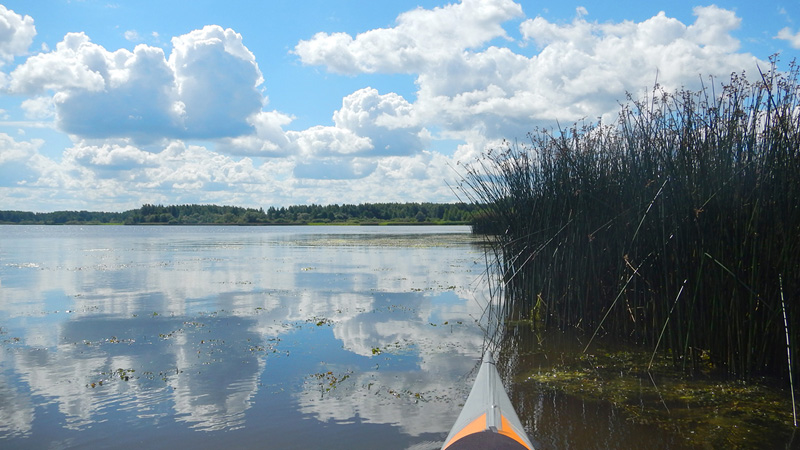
[459, 59, 800, 381]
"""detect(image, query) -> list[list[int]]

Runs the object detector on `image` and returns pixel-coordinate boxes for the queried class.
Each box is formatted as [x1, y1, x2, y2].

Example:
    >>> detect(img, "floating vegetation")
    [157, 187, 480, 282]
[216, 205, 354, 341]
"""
[105, 336, 135, 344]
[495, 325, 799, 448]
[88, 368, 138, 387]
[309, 370, 353, 396]
[139, 368, 184, 383]
[291, 233, 481, 249]
[249, 337, 281, 353]
[109, 368, 136, 382]
[307, 317, 331, 327]
[158, 327, 184, 339]
[386, 388, 427, 402]
[523, 348, 798, 448]
[368, 340, 415, 357]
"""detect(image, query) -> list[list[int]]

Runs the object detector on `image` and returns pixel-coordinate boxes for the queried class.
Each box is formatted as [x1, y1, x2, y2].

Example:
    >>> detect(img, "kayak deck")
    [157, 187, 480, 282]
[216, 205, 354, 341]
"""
[441, 353, 534, 450]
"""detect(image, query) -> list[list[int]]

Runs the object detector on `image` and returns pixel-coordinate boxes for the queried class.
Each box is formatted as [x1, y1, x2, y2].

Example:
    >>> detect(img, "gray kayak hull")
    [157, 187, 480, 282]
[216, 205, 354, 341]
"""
[441, 353, 534, 450]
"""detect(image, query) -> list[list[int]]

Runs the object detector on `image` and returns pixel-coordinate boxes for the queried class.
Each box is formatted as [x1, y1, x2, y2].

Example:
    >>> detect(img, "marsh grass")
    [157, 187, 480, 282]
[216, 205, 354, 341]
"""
[460, 58, 800, 382]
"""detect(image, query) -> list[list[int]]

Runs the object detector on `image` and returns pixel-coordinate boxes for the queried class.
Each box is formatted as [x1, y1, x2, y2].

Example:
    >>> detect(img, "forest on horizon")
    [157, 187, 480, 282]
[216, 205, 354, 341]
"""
[0, 202, 479, 226]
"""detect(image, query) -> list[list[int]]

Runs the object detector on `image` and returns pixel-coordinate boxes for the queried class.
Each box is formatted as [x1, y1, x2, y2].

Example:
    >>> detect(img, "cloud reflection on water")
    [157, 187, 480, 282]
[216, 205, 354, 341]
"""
[0, 225, 486, 446]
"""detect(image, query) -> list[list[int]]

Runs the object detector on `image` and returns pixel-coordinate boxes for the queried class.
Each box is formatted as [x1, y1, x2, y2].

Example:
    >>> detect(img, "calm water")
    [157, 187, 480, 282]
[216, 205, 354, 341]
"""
[0, 225, 490, 449]
[0, 225, 707, 449]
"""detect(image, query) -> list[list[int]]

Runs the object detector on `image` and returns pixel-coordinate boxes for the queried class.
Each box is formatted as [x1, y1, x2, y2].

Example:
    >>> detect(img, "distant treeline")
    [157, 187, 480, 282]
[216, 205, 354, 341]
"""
[0, 202, 478, 225]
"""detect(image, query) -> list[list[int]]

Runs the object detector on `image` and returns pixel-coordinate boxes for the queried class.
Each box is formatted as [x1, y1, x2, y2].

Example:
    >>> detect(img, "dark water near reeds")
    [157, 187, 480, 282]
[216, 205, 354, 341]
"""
[1, 225, 774, 449]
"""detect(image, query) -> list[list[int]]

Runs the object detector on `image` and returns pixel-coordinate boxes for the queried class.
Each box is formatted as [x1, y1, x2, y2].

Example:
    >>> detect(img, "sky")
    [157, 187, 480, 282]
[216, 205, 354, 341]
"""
[0, 0, 798, 212]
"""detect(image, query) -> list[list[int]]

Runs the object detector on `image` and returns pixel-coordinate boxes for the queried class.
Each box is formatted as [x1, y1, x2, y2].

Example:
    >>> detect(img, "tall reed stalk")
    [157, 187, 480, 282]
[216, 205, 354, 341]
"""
[458, 58, 800, 381]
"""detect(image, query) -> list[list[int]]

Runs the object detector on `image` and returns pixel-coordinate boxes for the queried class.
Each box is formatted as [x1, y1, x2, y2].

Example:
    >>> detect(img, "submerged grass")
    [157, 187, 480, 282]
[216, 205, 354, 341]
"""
[536, 333, 795, 447]
[495, 325, 798, 448]
[459, 57, 800, 385]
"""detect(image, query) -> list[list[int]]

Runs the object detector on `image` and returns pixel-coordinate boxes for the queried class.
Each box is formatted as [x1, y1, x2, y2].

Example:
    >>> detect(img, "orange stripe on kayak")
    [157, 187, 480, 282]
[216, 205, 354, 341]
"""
[500, 415, 534, 450]
[442, 413, 533, 450]
[441, 414, 486, 450]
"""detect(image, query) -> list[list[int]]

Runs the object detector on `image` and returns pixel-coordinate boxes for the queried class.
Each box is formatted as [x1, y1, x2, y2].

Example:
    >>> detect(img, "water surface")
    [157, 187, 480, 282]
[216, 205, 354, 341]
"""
[1, 225, 716, 449]
[1, 225, 490, 449]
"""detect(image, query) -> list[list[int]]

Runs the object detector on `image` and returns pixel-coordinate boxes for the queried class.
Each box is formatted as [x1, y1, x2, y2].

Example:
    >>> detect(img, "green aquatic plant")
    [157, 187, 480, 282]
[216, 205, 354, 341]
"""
[459, 58, 800, 384]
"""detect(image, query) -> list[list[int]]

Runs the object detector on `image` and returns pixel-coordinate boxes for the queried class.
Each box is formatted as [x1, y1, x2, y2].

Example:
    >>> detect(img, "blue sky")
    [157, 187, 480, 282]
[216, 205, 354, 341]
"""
[0, 0, 798, 212]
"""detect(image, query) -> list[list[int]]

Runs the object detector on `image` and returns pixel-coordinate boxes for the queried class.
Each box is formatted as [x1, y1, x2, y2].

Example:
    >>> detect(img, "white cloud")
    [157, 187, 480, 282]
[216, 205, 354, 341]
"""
[0, 2, 772, 211]
[7, 26, 264, 141]
[7, 32, 108, 93]
[293, 157, 378, 180]
[294, 2, 760, 146]
[281, 87, 432, 179]
[124, 30, 140, 42]
[21, 96, 54, 119]
[0, 133, 46, 189]
[0, 5, 36, 66]
[378, 152, 440, 181]
[64, 142, 159, 170]
[0, 135, 286, 210]
[776, 27, 800, 49]
[53, 42, 183, 140]
[685, 5, 741, 52]
[289, 125, 372, 158]
[294, 0, 523, 74]
[332, 87, 429, 156]
[123, 30, 142, 42]
[217, 110, 295, 156]
[419, 4, 757, 136]
[0, 129, 464, 210]
[168, 25, 264, 138]
[0, 132, 41, 164]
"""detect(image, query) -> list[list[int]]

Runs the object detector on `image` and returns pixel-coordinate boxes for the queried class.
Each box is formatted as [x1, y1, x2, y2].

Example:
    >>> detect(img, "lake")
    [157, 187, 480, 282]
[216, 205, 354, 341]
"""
[1, 225, 712, 449]
[1, 225, 494, 449]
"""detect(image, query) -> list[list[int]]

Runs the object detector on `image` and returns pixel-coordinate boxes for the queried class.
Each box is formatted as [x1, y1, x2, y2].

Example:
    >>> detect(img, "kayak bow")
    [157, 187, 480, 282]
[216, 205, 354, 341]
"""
[441, 353, 534, 450]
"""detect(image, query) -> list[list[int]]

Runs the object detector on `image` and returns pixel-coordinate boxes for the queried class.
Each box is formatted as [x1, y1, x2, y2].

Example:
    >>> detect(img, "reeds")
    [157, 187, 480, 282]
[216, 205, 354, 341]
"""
[459, 57, 800, 381]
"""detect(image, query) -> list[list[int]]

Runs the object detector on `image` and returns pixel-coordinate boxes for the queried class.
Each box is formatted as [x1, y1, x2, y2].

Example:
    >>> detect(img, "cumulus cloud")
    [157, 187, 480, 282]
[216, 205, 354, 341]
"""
[64, 142, 160, 171]
[168, 26, 264, 138]
[2, 138, 288, 211]
[217, 110, 295, 156]
[289, 125, 372, 157]
[332, 87, 428, 156]
[777, 27, 800, 49]
[294, 0, 523, 74]
[0, 131, 459, 211]
[20, 96, 54, 119]
[510, 5, 755, 118]
[284, 87, 430, 179]
[296, 1, 760, 142]
[0, 132, 41, 164]
[415, 5, 758, 138]
[55, 42, 183, 140]
[7, 26, 264, 141]
[287, 124, 375, 179]
[0, 133, 45, 188]
[7, 32, 106, 93]
[1, 2, 773, 211]
[0, 5, 36, 66]
[293, 157, 378, 180]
